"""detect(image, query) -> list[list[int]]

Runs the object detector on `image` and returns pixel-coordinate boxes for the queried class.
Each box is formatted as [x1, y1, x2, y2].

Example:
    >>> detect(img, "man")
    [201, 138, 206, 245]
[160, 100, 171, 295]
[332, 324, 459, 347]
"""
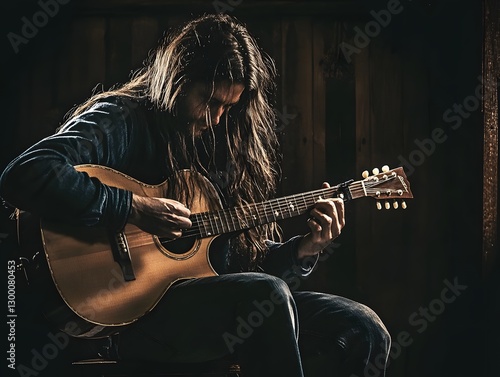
[0, 14, 390, 376]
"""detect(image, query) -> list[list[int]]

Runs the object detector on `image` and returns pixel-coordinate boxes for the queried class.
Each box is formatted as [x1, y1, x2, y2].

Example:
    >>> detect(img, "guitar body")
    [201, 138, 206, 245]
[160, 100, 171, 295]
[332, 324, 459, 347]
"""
[40, 165, 224, 337]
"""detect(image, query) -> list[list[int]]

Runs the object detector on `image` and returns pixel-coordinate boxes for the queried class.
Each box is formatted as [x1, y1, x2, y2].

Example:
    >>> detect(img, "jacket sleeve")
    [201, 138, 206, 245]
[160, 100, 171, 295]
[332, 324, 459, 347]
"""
[261, 235, 320, 280]
[0, 98, 137, 232]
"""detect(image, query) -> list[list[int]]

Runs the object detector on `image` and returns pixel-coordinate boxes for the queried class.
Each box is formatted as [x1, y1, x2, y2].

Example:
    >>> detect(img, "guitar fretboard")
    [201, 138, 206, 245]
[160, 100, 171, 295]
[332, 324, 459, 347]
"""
[182, 183, 354, 238]
[169, 168, 407, 240]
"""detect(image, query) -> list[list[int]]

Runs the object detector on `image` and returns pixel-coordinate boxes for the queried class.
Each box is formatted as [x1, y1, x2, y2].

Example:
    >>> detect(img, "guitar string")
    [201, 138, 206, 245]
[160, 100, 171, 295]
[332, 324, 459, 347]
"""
[186, 177, 398, 230]
[181, 181, 399, 238]
[180, 187, 341, 238]
[180, 183, 353, 238]
[185, 185, 343, 228]
[174, 177, 404, 238]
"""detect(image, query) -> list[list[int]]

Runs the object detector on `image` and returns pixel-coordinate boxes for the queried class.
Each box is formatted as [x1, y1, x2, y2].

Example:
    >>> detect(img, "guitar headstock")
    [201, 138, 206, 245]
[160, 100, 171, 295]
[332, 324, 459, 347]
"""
[350, 165, 413, 209]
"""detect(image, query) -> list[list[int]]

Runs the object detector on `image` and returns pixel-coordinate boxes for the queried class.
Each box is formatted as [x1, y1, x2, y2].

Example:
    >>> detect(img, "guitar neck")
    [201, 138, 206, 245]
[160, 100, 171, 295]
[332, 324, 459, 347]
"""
[177, 166, 412, 240]
[184, 181, 359, 239]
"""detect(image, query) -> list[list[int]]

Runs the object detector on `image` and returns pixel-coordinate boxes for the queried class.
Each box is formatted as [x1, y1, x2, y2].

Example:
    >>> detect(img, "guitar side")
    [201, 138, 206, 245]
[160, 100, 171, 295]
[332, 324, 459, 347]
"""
[41, 165, 222, 336]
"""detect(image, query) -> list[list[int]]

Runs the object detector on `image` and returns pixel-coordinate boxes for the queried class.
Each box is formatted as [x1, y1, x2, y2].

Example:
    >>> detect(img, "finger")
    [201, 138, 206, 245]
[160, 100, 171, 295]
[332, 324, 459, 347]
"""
[165, 229, 183, 239]
[331, 198, 345, 228]
[310, 208, 333, 229]
[311, 200, 344, 240]
[166, 214, 192, 229]
[327, 199, 344, 238]
[161, 199, 191, 216]
[322, 182, 330, 188]
[314, 198, 344, 229]
[310, 208, 334, 241]
[307, 217, 322, 242]
[313, 200, 336, 217]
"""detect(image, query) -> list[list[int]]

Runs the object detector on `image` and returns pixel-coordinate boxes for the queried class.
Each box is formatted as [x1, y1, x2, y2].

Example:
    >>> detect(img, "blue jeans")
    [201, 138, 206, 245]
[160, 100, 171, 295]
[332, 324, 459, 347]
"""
[117, 272, 391, 377]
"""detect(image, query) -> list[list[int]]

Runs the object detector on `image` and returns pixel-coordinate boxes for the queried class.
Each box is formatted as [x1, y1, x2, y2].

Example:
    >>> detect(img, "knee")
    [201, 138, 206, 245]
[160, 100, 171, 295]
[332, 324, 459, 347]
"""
[240, 273, 293, 305]
[237, 273, 298, 332]
[348, 302, 391, 354]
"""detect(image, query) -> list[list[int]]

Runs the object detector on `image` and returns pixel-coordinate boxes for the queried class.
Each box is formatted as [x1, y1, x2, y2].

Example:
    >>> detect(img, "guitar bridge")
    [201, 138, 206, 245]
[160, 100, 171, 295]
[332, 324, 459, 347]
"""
[109, 231, 136, 281]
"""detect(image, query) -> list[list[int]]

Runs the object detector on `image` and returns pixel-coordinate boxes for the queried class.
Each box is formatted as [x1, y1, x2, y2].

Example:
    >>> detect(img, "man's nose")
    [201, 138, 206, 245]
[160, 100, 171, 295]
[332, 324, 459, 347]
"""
[211, 106, 225, 125]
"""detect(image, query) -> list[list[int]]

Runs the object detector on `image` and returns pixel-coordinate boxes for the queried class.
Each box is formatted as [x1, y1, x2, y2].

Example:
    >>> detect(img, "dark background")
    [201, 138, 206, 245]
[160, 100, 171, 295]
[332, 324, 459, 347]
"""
[1, 0, 498, 376]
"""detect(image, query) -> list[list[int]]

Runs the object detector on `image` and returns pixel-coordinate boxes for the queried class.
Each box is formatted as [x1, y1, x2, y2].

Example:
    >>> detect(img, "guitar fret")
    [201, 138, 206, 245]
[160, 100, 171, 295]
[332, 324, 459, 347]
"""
[207, 212, 216, 236]
[193, 214, 203, 237]
[267, 199, 275, 222]
[270, 198, 279, 220]
[251, 204, 259, 226]
[286, 199, 292, 218]
[221, 209, 229, 233]
[228, 209, 236, 232]
[224, 209, 234, 232]
[262, 202, 269, 224]
[287, 198, 292, 216]
[301, 193, 308, 215]
[220, 211, 226, 233]
[215, 211, 223, 234]
[274, 198, 282, 220]
[293, 195, 300, 216]
[228, 209, 235, 232]
[235, 207, 245, 229]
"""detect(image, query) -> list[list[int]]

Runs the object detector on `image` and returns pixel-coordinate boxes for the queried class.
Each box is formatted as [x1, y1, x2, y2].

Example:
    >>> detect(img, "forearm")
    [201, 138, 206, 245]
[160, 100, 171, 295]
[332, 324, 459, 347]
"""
[0, 98, 136, 231]
[261, 236, 319, 279]
[0, 151, 132, 231]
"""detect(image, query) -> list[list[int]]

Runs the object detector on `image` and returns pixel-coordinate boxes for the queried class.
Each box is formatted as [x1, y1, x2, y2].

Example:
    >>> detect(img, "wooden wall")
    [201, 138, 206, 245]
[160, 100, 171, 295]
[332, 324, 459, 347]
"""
[1, 0, 491, 376]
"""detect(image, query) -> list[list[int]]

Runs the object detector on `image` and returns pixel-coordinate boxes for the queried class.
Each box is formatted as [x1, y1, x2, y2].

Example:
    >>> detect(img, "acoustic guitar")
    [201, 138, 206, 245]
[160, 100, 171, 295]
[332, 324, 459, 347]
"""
[18, 164, 412, 338]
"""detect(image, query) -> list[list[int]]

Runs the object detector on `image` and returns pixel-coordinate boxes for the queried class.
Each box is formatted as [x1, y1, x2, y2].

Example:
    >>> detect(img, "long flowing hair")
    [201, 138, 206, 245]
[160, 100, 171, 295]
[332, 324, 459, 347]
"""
[66, 14, 281, 270]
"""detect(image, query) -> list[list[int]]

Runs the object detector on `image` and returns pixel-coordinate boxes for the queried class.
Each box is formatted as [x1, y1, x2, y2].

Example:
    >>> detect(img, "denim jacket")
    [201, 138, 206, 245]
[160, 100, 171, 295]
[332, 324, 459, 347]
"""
[0, 97, 317, 279]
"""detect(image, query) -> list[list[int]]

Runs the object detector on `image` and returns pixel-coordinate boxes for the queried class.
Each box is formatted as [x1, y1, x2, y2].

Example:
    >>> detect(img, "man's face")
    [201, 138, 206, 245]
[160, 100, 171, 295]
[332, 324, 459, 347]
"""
[178, 81, 245, 136]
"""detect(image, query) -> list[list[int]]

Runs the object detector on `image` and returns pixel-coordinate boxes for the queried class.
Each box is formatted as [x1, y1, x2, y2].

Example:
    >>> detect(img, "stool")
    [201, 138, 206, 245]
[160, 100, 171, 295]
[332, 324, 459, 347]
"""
[70, 336, 241, 377]
[72, 357, 241, 377]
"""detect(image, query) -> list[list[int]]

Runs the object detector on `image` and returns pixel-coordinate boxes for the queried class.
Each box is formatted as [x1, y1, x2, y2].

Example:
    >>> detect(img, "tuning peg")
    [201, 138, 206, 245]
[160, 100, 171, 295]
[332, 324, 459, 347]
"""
[376, 201, 382, 210]
[382, 165, 390, 173]
[393, 200, 399, 209]
[362, 170, 369, 179]
[372, 168, 380, 175]
[384, 201, 391, 210]
[401, 201, 407, 210]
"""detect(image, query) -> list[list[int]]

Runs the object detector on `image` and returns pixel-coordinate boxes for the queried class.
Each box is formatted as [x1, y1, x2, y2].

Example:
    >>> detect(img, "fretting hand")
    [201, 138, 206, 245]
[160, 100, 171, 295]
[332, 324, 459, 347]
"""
[297, 182, 345, 259]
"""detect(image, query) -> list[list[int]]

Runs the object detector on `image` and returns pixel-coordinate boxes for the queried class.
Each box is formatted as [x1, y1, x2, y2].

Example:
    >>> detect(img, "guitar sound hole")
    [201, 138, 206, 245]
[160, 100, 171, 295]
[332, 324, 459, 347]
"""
[159, 236, 197, 255]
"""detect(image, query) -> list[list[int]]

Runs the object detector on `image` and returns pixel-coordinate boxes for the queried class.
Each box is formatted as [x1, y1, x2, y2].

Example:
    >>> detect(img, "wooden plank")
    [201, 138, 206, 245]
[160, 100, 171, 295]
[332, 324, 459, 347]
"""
[283, 18, 314, 193]
[354, 30, 372, 293]
[105, 17, 132, 89]
[72, 0, 372, 17]
[131, 16, 160, 70]
[276, 18, 315, 239]
[312, 21, 326, 186]
[55, 17, 106, 110]
[369, 38, 402, 165]
[399, 41, 430, 315]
